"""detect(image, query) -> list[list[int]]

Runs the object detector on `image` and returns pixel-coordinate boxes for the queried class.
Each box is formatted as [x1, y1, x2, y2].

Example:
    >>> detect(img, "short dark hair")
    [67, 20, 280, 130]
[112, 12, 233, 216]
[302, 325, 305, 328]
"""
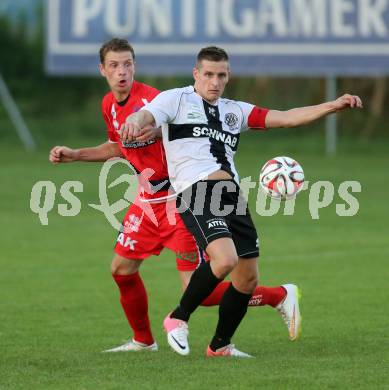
[196, 46, 229, 66]
[99, 38, 135, 64]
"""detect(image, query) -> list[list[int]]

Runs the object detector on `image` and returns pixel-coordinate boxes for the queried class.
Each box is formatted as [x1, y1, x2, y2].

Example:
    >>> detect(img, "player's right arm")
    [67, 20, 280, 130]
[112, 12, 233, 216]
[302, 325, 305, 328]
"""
[119, 110, 156, 144]
[49, 142, 123, 164]
[119, 88, 180, 143]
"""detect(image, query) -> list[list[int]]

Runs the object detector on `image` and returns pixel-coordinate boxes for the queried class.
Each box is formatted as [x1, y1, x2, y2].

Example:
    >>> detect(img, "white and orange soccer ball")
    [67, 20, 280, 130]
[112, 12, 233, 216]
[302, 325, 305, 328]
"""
[259, 156, 304, 200]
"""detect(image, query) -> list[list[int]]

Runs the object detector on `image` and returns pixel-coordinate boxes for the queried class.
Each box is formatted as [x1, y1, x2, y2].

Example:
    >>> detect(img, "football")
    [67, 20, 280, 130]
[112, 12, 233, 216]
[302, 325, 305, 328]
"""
[259, 156, 304, 200]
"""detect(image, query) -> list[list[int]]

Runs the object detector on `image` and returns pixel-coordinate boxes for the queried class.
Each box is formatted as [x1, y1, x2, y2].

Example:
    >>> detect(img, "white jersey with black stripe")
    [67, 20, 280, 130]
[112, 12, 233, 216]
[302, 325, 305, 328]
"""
[142, 85, 256, 194]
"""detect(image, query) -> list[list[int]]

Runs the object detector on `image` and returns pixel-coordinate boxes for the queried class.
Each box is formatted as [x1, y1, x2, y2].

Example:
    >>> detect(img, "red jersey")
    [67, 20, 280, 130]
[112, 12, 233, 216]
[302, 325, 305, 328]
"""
[102, 82, 202, 269]
[101, 81, 170, 197]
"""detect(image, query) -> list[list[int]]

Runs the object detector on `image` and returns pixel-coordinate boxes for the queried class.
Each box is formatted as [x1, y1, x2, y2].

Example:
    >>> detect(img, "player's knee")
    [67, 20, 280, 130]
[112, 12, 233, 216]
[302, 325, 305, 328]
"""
[246, 274, 259, 293]
[111, 262, 122, 275]
[111, 255, 141, 275]
[214, 255, 238, 277]
[234, 274, 258, 295]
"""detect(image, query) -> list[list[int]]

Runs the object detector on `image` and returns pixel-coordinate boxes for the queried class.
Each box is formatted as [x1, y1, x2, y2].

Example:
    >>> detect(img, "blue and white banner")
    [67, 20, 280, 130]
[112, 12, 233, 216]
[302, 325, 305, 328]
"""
[46, 0, 389, 76]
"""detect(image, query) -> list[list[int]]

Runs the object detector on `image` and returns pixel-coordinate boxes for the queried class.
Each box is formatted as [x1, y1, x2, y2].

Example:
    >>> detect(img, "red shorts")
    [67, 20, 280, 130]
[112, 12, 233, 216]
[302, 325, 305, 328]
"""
[114, 195, 204, 271]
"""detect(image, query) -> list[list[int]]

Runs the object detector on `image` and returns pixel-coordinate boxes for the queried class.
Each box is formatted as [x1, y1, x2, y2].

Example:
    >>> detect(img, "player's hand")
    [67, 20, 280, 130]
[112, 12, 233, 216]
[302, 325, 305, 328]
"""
[332, 94, 363, 112]
[135, 125, 162, 142]
[118, 122, 141, 143]
[49, 146, 80, 164]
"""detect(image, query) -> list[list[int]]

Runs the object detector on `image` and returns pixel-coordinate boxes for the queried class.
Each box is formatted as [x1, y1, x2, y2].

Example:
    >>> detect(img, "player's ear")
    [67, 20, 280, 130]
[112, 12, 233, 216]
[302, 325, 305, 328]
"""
[193, 66, 199, 81]
[99, 63, 106, 77]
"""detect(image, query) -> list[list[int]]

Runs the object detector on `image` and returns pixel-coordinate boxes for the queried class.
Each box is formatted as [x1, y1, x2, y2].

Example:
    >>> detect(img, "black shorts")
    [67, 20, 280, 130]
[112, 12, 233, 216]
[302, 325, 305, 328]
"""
[176, 180, 259, 259]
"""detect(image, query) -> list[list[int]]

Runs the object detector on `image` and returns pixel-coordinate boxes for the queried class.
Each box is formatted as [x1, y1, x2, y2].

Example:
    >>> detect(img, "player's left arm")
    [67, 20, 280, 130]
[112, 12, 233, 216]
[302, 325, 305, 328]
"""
[265, 94, 363, 129]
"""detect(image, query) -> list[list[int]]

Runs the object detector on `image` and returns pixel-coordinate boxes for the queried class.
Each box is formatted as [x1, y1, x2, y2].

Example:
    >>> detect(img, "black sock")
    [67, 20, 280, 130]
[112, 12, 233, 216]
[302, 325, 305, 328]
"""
[210, 283, 252, 351]
[171, 261, 222, 322]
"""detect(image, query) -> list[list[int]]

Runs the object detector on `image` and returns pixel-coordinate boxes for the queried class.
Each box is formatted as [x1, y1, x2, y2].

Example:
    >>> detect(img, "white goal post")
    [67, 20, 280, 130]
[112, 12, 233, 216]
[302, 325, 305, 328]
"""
[0, 73, 36, 151]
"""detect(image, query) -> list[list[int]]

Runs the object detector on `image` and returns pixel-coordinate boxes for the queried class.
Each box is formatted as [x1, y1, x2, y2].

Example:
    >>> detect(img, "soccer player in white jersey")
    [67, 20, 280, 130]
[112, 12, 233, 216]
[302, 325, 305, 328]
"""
[120, 46, 363, 357]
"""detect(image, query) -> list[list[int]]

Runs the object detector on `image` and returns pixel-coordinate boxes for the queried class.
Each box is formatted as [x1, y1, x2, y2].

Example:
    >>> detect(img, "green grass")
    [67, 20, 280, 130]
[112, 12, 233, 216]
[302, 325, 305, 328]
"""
[0, 135, 388, 389]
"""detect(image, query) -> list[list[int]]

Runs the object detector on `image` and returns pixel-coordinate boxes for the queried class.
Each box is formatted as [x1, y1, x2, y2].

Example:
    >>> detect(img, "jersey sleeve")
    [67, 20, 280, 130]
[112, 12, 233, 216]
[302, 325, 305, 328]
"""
[141, 88, 181, 127]
[101, 97, 117, 143]
[238, 101, 269, 131]
[146, 86, 160, 102]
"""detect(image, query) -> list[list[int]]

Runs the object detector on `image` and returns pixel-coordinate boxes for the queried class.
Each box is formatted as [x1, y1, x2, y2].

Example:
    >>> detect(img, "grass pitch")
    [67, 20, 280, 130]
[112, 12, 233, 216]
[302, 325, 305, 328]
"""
[0, 134, 388, 389]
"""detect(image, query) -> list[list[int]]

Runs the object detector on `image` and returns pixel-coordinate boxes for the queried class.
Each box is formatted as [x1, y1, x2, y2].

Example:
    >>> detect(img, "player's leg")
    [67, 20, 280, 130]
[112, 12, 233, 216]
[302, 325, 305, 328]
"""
[205, 254, 256, 356]
[164, 189, 263, 307]
[170, 237, 237, 320]
[174, 244, 300, 341]
[164, 237, 237, 356]
[170, 207, 258, 307]
[164, 179, 280, 356]
[162, 198, 233, 312]
[170, 185, 300, 345]
[106, 255, 157, 352]
[161, 209, 206, 291]
[250, 259, 301, 340]
[231, 204, 302, 341]
[178, 270, 193, 291]
[163, 181, 241, 355]
[105, 203, 163, 352]
[199, 260, 286, 307]
[205, 256, 300, 354]
[205, 196, 265, 356]
[206, 258, 258, 357]
[179, 264, 287, 308]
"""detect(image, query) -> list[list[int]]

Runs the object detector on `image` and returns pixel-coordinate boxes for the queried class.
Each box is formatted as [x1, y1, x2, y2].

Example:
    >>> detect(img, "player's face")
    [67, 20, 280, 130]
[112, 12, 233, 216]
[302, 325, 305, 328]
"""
[193, 60, 230, 104]
[99, 50, 135, 100]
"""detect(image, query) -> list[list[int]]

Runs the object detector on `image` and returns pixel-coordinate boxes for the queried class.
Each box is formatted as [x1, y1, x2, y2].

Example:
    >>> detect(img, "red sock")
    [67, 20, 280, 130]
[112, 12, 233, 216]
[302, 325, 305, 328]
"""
[112, 272, 154, 345]
[248, 286, 286, 307]
[201, 282, 286, 308]
[201, 281, 229, 306]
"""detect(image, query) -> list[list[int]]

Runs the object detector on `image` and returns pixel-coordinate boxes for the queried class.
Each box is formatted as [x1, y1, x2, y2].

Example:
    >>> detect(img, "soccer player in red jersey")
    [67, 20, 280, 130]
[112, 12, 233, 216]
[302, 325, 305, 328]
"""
[49, 39, 296, 352]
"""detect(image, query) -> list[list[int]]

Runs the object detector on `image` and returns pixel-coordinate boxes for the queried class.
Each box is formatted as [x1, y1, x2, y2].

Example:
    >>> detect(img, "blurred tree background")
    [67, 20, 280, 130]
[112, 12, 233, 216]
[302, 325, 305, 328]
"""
[0, 1, 387, 151]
